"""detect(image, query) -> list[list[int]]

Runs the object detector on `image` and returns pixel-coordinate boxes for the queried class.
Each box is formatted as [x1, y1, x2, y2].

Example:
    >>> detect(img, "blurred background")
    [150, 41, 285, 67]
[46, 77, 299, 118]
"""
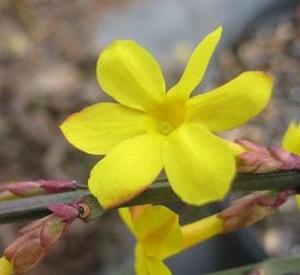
[1, 0, 300, 274]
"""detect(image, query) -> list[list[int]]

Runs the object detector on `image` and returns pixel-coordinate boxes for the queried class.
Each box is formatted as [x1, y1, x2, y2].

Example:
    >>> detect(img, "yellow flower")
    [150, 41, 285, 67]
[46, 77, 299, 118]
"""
[119, 205, 223, 275]
[120, 205, 183, 275]
[282, 121, 300, 208]
[282, 121, 300, 155]
[61, 26, 273, 208]
[0, 257, 13, 275]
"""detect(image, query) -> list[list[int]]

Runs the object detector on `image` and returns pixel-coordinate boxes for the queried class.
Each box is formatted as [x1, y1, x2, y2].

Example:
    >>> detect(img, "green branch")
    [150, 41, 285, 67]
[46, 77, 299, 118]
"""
[206, 254, 300, 275]
[1, 171, 300, 224]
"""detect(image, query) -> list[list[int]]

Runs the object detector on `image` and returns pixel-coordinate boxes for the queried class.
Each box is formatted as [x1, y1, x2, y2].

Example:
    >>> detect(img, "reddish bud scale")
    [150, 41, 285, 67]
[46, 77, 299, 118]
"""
[4, 203, 80, 274]
[269, 147, 300, 171]
[4, 215, 70, 274]
[40, 180, 78, 193]
[0, 190, 17, 201]
[47, 203, 80, 222]
[219, 190, 294, 233]
[237, 139, 300, 173]
[0, 180, 78, 201]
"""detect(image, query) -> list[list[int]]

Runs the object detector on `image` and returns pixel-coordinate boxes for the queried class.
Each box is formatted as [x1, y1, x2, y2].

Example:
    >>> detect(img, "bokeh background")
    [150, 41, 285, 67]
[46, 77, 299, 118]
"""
[1, 0, 300, 274]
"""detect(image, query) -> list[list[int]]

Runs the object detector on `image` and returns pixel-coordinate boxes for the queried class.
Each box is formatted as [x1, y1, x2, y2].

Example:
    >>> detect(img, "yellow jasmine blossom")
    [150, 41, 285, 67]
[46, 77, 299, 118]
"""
[120, 205, 183, 275]
[282, 121, 300, 208]
[119, 205, 223, 275]
[282, 121, 300, 155]
[0, 257, 13, 275]
[61, 26, 273, 208]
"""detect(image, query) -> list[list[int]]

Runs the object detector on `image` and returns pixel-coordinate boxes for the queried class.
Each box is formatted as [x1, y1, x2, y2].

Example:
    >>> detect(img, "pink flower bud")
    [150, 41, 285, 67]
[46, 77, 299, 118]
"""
[219, 190, 294, 233]
[269, 147, 300, 170]
[0, 180, 78, 201]
[40, 180, 78, 193]
[237, 139, 300, 173]
[4, 206, 77, 274]
[40, 216, 69, 248]
[47, 203, 79, 222]
[11, 239, 46, 273]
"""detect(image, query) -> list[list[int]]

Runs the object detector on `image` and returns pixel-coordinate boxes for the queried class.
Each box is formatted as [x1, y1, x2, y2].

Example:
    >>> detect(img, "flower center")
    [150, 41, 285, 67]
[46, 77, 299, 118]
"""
[151, 97, 187, 136]
[159, 121, 173, 135]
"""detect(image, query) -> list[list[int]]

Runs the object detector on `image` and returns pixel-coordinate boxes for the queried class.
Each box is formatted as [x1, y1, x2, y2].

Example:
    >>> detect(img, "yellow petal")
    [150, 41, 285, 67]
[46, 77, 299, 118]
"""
[168, 27, 222, 100]
[60, 103, 149, 155]
[88, 134, 163, 208]
[0, 257, 13, 275]
[130, 205, 150, 220]
[296, 195, 300, 211]
[118, 208, 136, 237]
[135, 244, 171, 275]
[147, 258, 172, 275]
[187, 71, 273, 132]
[163, 123, 235, 205]
[135, 244, 148, 275]
[133, 205, 183, 260]
[282, 121, 300, 155]
[97, 40, 166, 111]
[225, 140, 246, 156]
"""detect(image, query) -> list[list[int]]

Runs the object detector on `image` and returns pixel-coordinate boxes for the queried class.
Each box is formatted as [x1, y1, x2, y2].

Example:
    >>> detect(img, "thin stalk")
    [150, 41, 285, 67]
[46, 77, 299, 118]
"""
[1, 171, 300, 224]
[206, 254, 300, 275]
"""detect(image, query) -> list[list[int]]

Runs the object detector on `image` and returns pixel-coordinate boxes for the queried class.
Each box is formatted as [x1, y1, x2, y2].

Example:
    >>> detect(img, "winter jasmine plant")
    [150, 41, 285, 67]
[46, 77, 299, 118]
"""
[5, 25, 300, 275]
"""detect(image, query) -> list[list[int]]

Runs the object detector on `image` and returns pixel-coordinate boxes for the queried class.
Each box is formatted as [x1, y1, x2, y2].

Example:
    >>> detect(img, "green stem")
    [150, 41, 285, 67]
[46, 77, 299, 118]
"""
[206, 254, 300, 275]
[0, 190, 90, 224]
[1, 171, 300, 224]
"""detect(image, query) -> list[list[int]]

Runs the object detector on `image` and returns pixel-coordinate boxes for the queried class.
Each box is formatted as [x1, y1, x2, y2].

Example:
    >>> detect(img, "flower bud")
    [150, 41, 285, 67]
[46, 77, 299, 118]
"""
[237, 139, 300, 173]
[0, 180, 78, 201]
[269, 147, 300, 171]
[219, 190, 294, 233]
[47, 203, 80, 222]
[4, 203, 79, 274]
